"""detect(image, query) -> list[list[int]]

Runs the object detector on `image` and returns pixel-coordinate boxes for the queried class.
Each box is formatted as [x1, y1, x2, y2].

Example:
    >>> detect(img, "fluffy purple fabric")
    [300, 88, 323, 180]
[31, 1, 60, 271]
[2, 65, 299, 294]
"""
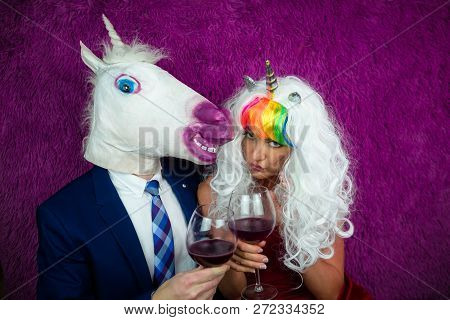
[0, 0, 448, 299]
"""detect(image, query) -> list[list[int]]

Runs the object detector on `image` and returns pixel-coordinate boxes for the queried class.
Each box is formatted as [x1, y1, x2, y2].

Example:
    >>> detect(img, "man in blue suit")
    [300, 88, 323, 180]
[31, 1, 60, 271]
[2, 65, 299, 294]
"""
[36, 16, 233, 299]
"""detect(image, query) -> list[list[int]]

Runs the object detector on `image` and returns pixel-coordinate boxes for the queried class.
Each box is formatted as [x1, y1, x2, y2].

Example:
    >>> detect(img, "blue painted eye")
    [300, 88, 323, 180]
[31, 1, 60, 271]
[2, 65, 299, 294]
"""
[118, 79, 135, 93]
[114, 74, 141, 94]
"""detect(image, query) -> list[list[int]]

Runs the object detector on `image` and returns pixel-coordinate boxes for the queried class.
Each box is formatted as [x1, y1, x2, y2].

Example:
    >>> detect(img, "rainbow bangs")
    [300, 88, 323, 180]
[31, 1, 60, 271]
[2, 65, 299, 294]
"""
[240, 97, 294, 147]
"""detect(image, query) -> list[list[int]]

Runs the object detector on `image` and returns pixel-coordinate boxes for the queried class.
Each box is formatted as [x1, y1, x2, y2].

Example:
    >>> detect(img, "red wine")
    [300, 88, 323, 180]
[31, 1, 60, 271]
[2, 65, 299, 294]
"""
[230, 217, 274, 242]
[188, 239, 235, 267]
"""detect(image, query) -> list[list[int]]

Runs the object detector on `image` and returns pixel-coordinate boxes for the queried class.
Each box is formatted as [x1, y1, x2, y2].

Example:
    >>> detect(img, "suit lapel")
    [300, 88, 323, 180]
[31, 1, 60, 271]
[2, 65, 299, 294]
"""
[169, 177, 197, 223]
[160, 157, 201, 224]
[90, 159, 201, 292]
[91, 166, 152, 293]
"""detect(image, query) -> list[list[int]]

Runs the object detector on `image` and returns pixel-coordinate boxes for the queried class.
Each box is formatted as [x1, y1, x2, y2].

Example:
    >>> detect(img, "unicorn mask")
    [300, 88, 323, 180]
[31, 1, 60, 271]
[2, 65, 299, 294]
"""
[80, 15, 233, 174]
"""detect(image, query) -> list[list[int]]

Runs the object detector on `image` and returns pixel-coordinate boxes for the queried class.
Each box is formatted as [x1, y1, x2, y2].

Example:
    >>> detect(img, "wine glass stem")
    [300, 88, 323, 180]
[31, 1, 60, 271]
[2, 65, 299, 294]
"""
[254, 269, 263, 293]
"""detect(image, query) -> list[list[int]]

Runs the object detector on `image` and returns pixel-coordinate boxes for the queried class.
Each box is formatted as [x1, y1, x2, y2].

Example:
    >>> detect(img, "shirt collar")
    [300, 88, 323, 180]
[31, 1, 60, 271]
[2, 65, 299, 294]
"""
[108, 169, 164, 198]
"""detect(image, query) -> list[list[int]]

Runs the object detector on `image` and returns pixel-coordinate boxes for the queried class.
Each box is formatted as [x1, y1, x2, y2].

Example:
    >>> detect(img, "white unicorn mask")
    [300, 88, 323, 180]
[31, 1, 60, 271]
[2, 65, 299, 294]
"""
[80, 15, 233, 174]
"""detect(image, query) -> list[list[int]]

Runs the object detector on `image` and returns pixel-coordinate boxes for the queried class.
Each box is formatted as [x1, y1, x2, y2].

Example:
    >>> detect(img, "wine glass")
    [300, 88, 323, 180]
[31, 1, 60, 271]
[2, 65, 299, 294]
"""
[229, 185, 278, 300]
[186, 204, 237, 267]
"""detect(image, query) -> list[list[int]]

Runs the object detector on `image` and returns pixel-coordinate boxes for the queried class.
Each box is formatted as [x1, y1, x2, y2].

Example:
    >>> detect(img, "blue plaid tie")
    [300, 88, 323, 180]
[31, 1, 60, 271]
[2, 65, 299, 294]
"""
[145, 180, 175, 287]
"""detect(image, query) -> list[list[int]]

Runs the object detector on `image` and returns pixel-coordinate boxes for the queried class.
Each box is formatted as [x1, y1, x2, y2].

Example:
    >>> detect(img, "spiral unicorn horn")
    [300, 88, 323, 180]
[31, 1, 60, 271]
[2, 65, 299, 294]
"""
[102, 14, 126, 49]
[265, 60, 278, 95]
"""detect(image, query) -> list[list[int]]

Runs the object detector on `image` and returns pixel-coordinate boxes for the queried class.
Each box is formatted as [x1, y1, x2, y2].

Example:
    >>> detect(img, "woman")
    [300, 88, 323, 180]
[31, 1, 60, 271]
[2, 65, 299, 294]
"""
[198, 61, 370, 300]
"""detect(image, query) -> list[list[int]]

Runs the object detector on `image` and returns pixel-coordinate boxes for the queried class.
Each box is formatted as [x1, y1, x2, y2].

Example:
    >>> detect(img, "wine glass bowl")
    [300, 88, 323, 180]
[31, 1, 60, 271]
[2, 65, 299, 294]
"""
[229, 185, 278, 300]
[186, 205, 236, 268]
[229, 215, 275, 243]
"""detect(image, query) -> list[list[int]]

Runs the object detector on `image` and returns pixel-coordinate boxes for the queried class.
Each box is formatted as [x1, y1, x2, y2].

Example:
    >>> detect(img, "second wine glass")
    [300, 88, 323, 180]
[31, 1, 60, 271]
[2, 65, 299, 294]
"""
[229, 185, 278, 300]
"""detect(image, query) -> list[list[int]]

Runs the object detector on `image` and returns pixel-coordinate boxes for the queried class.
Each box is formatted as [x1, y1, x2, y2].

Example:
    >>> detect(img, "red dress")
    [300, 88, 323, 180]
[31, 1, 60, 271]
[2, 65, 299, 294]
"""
[244, 226, 373, 300]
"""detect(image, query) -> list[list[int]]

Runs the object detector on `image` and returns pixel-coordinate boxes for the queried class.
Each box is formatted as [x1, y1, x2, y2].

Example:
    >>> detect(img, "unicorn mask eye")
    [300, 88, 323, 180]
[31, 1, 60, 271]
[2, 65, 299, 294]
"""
[114, 74, 141, 94]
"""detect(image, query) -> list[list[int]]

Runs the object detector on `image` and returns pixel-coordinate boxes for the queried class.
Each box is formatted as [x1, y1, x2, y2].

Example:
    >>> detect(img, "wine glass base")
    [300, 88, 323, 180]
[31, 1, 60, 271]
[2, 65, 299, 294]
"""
[241, 284, 278, 300]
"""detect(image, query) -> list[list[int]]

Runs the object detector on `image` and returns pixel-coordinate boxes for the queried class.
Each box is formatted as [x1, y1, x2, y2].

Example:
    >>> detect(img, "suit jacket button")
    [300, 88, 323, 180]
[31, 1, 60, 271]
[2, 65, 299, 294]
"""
[182, 184, 187, 188]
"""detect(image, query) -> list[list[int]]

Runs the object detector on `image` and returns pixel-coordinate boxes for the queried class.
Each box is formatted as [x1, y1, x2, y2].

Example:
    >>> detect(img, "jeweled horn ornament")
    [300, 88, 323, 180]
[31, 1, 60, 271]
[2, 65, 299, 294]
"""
[243, 75, 257, 91]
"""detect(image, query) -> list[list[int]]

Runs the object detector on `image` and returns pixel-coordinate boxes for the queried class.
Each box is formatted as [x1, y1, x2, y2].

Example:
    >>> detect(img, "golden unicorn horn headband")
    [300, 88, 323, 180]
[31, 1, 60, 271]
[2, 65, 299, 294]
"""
[242, 60, 279, 97]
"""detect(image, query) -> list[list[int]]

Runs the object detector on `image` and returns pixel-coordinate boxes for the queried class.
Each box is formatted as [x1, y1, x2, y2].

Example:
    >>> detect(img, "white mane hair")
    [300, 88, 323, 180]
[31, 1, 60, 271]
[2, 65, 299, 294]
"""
[101, 37, 167, 65]
[211, 76, 355, 273]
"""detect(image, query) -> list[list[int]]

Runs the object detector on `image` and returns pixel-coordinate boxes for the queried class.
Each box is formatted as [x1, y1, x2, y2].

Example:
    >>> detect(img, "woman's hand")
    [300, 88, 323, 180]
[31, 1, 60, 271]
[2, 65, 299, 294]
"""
[227, 239, 269, 273]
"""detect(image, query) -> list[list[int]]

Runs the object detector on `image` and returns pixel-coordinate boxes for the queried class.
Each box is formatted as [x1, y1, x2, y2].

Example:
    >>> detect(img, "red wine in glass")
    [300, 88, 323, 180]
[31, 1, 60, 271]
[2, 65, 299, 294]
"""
[230, 217, 274, 243]
[230, 185, 277, 300]
[188, 238, 235, 267]
[186, 205, 236, 268]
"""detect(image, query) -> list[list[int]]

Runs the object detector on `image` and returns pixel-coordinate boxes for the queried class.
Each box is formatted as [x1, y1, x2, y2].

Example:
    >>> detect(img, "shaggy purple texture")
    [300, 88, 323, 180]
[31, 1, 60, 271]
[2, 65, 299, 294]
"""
[0, 0, 448, 299]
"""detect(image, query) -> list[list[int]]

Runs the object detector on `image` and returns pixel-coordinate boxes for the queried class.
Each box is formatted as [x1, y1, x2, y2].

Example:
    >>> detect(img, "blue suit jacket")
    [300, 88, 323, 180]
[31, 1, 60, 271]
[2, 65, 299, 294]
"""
[36, 158, 203, 299]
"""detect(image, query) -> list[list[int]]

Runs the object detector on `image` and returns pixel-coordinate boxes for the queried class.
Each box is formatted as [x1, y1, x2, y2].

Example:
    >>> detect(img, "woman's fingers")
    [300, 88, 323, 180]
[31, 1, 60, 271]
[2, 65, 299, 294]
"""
[234, 247, 268, 263]
[232, 252, 267, 269]
[226, 240, 268, 272]
[233, 239, 269, 269]
[227, 259, 255, 273]
[237, 240, 266, 253]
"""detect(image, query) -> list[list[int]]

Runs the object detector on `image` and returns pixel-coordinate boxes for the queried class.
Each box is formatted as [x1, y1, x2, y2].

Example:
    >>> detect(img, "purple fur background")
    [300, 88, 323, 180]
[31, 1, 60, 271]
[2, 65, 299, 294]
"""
[0, 0, 448, 299]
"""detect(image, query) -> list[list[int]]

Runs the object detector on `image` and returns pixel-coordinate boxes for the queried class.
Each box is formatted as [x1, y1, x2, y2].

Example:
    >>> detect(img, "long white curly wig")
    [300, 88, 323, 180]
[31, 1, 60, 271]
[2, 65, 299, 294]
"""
[211, 75, 355, 273]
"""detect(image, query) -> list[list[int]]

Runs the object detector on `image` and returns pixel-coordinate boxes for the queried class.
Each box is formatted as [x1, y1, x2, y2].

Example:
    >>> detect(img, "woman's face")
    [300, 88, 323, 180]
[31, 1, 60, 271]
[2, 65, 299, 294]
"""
[242, 128, 291, 181]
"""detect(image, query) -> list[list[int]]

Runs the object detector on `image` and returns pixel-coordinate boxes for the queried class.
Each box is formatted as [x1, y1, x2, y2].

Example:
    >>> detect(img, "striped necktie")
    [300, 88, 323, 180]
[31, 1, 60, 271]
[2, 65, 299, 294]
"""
[145, 180, 175, 287]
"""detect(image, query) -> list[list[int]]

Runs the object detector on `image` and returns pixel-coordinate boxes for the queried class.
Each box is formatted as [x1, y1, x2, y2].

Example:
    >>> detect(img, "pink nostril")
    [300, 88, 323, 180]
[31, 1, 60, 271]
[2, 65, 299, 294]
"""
[193, 101, 230, 125]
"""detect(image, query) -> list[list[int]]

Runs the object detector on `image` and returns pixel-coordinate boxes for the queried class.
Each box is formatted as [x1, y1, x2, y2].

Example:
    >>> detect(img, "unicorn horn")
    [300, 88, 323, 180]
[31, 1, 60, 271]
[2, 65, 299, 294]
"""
[265, 60, 278, 95]
[102, 14, 126, 48]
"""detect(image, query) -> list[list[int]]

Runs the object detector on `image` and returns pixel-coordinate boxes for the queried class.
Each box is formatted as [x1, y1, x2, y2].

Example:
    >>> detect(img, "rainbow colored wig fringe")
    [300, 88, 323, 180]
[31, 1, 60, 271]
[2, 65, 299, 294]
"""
[240, 96, 294, 147]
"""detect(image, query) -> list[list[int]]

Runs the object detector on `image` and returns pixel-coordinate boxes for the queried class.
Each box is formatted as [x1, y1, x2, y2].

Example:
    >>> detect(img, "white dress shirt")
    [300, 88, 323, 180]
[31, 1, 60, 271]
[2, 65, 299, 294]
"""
[108, 168, 196, 278]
